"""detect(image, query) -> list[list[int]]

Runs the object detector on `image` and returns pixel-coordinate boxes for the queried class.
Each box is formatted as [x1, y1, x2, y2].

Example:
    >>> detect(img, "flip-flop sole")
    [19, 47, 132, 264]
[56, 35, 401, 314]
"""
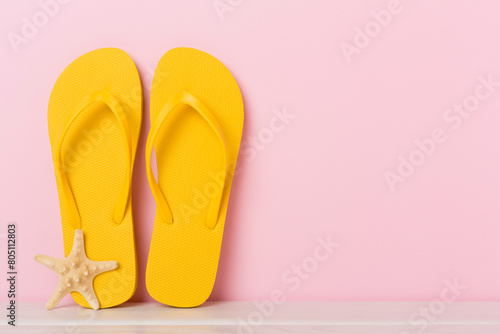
[146, 47, 244, 307]
[48, 48, 141, 308]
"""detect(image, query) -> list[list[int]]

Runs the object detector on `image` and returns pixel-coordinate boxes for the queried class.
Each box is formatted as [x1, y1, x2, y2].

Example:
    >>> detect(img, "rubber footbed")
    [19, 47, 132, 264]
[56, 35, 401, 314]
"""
[146, 47, 244, 307]
[48, 48, 141, 308]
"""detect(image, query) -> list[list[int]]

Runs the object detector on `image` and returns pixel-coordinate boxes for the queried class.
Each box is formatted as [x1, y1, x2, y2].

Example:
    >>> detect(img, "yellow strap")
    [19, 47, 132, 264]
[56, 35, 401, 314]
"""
[56, 89, 132, 229]
[145, 90, 227, 229]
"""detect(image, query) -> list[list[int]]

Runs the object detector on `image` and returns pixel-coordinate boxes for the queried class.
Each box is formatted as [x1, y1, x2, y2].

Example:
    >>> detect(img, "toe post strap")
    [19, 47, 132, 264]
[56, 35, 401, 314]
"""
[145, 90, 227, 229]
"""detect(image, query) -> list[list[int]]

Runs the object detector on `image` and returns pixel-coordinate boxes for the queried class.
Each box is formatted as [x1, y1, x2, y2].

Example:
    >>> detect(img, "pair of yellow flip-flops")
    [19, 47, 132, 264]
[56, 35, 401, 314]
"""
[47, 47, 244, 308]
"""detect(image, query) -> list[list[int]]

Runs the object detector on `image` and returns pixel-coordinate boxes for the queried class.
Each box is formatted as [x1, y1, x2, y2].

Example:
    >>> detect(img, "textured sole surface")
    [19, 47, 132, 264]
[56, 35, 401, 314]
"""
[48, 48, 141, 308]
[146, 47, 244, 307]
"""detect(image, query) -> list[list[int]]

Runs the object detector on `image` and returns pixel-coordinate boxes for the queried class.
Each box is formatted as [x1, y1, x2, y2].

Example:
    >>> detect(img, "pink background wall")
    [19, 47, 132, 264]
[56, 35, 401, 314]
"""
[2, 0, 500, 304]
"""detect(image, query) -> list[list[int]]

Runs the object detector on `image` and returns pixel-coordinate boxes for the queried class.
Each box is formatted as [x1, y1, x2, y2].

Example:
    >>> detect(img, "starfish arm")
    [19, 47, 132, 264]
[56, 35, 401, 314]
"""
[34, 254, 59, 270]
[79, 286, 100, 310]
[93, 260, 118, 275]
[46, 283, 70, 310]
[70, 229, 85, 257]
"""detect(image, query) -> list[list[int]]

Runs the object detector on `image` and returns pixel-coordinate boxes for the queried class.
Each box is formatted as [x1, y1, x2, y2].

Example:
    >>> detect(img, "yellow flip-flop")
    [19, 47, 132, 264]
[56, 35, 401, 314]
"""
[48, 48, 141, 308]
[145, 47, 244, 307]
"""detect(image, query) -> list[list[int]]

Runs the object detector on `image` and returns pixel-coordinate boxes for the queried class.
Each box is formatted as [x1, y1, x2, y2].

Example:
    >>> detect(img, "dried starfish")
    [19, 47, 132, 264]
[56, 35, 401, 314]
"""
[34, 229, 118, 310]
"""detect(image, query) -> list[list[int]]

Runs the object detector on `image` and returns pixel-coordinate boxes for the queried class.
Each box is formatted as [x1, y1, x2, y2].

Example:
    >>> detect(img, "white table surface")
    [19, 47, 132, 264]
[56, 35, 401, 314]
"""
[2, 301, 500, 333]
